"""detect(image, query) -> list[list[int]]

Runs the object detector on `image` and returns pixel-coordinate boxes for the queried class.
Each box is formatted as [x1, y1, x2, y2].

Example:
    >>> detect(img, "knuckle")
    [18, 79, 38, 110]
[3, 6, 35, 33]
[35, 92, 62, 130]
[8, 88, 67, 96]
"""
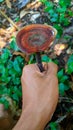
[23, 65, 28, 71]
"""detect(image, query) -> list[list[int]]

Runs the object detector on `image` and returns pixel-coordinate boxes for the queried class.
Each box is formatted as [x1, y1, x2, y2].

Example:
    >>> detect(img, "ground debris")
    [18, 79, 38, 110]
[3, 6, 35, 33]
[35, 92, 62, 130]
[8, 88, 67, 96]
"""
[6, 0, 12, 8]
[54, 43, 68, 56]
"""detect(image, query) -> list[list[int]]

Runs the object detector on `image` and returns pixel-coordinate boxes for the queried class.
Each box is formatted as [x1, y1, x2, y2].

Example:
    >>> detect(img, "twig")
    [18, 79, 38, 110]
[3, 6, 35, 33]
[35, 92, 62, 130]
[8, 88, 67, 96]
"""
[0, 10, 19, 30]
[55, 115, 67, 123]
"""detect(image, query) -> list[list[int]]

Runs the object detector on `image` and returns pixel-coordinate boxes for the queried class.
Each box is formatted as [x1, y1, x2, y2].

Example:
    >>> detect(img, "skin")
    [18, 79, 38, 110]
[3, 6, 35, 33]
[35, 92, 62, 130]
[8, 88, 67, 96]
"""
[13, 62, 59, 130]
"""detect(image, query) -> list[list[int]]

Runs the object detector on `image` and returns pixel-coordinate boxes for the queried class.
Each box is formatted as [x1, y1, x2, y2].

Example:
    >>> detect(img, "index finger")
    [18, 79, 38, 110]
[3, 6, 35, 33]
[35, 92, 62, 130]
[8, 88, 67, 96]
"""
[46, 62, 58, 75]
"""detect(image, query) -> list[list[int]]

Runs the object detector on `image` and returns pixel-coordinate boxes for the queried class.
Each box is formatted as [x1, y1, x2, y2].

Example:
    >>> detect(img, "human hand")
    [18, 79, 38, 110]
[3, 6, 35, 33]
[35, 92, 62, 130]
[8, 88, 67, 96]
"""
[21, 62, 58, 129]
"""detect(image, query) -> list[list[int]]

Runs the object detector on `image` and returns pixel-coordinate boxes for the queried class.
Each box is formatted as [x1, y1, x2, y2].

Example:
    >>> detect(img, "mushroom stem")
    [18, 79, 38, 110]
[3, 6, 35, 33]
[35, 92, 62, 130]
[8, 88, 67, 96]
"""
[36, 52, 44, 72]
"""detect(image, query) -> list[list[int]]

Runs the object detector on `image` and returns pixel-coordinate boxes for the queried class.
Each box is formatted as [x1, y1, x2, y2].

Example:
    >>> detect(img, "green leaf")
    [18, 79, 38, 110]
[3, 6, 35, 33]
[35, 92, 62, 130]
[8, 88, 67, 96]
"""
[68, 10, 73, 17]
[0, 0, 4, 2]
[59, 13, 65, 23]
[8, 68, 17, 76]
[67, 63, 73, 74]
[40, 0, 47, 3]
[10, 37, 19, 51]
[59, 83, 65, 95]
[58, 69, 69, 83]
[29, 55, 34, 64]
[2, 77, 11, 84]
[45, 1, 53, 7]
[13, 58, 21, 73]
[59, 83, 69, 96]
[54, 24, 63, 38]
[49, 122, 58, 130]
[12, 93, 19, 102]
[12, 78, 21, 85]
[15, 56, 24, 67]
[42, 55, 52, 62]
[15, 17, 20, 22]
[60, 76, 68, 83]
[0, 65, 5, 76]
[1, 48, 11, 63]
[67, 54, 73, 74]
[44, 1, 53, 12]
[53, 59, 59, 65]
[59, 0, 71, 7]
[63, 18, 70, 26]
[57, 7, 66, 13]
[57, 69, 63, 79]
[48, 9, 54, 15]
[0, 97, 9, 109]
[50, 17, 58, 22]
[14, 86, 22, 97]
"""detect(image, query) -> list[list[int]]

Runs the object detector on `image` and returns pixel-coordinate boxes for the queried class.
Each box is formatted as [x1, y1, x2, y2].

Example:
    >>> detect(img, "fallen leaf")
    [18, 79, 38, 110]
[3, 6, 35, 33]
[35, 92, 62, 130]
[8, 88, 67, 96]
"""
[13, 51, 29, 62]
[17, 0, 30, 9]
[7, 26, 16, 34]
[20, 10, 33, 19]
[54, 43, 68, 55]
[26, 0, 42, 9]
[31, 2, 42, 9]
[0, 28, 9, 36]
[30, 12, 40, 21]
[0, 40, 6, 48]
[67, 47, 73, 54]
[6, 0, 11, 8]
[13, 51, 25, 58]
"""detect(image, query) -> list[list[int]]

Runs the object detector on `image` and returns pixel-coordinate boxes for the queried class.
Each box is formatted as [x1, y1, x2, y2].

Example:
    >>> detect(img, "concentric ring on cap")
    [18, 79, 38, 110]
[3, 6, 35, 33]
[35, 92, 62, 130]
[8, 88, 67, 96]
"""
[16, 24, 57, 54]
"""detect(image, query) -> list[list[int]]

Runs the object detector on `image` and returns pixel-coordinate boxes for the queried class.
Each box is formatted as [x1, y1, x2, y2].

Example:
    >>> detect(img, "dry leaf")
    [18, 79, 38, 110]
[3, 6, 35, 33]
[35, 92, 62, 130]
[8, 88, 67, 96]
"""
[31, 2, 42, 9]
[13, 51, 25, 58]
[7, 26, 16, 34]
[0, 28, 9, 36]
[13, 51, 29, 62]
[67, 47, 73, 54]
[20, 10, 32, 19]
[54, 43, 68, 55]
[0, 40, 6, 48]
[6, 0, 11, 8]
[26, 0, 42, 9]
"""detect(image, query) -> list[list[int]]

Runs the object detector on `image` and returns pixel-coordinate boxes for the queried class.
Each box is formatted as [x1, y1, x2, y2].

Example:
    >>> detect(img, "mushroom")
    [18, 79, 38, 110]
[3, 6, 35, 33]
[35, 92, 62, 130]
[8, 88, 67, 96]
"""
[16, 24, 57, 72]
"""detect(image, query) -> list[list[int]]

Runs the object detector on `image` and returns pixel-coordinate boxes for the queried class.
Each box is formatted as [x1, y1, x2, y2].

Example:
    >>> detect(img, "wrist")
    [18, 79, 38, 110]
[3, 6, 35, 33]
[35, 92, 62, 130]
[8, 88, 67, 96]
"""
[13, 104, 44, 130]
[23, 105, 44, 130]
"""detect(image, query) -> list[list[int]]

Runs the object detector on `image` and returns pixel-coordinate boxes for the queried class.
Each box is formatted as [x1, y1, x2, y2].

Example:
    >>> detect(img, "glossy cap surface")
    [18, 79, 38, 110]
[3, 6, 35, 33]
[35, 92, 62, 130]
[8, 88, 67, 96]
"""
[16, 24, 57, 54]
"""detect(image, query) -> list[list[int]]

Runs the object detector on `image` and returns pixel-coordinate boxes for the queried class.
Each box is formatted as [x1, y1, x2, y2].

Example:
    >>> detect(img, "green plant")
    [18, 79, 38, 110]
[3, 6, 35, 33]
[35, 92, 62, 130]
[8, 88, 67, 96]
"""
[0, 39, 25, 109]
[57, 69, 70, 96]
[66, 54, 73, 74]
[49, 122, 60, 130]
[40, 0, 73, 38]
[15, 17, 20, 22]
[0, 0, 4, 2]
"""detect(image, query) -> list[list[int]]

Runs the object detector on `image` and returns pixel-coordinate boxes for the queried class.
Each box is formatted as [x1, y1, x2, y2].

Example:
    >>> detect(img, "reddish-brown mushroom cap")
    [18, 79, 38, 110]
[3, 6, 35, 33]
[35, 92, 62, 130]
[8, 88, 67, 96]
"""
[16, 24, 57, 54]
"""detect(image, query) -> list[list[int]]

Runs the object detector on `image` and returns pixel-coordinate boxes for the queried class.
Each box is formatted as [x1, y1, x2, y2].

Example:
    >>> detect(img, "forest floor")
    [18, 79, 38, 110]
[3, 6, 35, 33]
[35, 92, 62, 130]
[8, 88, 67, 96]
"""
[0, 0, 73, 130]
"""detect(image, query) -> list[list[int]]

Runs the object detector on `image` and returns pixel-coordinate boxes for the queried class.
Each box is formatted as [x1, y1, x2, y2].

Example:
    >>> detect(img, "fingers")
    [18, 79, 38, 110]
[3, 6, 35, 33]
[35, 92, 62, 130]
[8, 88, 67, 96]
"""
[36, 62, 58, 75]
[22, 64, 38, 75]
[46, 62, 58, 75]
[22, 62, 58, 76]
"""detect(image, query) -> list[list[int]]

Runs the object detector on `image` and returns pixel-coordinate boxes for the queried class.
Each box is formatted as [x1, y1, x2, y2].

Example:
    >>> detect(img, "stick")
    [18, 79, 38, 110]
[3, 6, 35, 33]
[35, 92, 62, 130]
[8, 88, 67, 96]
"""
[0, 10, 19, 30]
